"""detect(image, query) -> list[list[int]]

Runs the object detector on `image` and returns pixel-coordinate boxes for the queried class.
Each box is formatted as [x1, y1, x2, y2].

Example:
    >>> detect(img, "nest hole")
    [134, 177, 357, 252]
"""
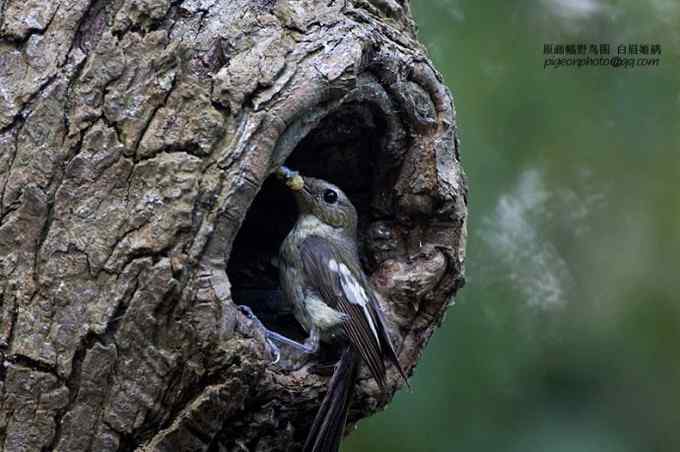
[227, 103, 388, 337]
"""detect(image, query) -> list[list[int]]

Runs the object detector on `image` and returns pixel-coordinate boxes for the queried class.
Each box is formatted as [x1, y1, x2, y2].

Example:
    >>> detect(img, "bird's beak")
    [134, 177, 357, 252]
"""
[275, 166, 305, 192]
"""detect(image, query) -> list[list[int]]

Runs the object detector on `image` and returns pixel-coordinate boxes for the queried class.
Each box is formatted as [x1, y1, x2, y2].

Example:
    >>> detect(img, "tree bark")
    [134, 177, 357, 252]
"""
[0, 0, 467, 451]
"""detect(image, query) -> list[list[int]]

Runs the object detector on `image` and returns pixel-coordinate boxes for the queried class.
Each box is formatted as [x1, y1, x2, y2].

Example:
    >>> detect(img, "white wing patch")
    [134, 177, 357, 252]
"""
[333, 261, 380, 346]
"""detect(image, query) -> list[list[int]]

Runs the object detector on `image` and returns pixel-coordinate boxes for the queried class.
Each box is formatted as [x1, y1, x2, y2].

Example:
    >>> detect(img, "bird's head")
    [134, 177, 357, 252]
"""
[277, 167, 358, 234]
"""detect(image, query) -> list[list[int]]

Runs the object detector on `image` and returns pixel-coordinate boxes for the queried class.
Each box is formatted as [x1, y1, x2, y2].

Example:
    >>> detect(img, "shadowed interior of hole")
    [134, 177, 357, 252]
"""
[226, 103, 386, 339]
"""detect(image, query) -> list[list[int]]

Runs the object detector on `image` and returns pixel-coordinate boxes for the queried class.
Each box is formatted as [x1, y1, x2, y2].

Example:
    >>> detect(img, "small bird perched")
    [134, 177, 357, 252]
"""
[274, 166, 408, 452]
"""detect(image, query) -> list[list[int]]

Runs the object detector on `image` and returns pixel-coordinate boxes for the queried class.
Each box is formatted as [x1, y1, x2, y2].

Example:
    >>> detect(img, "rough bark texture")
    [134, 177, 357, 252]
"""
[0, 0, 467, 451]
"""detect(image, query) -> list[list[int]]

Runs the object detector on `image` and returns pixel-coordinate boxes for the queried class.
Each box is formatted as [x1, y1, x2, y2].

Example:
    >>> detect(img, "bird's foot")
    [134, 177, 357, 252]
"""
[238, 305, 321, 369]
[238, 305, 281, 364]
[269, 327, 322, 371]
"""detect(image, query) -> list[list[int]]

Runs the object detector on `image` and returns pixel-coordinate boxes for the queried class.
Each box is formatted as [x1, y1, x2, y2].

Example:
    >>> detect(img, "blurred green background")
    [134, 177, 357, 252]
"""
[346, 1, 680, 451]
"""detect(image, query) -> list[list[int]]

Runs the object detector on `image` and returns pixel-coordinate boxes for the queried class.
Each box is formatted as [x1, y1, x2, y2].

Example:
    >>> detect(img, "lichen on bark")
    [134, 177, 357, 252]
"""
[0, 1, 467, 451]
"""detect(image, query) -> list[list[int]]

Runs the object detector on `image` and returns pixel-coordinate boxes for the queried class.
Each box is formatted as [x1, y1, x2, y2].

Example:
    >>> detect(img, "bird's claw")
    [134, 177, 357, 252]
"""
[238, 304, 257, 320]
[268, 339, 281, 365]
[238, 305, 281, 365]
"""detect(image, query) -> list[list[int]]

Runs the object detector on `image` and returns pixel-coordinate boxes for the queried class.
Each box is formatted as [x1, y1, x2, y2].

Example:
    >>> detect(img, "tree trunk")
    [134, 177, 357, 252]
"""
[0, 0, 467, 450]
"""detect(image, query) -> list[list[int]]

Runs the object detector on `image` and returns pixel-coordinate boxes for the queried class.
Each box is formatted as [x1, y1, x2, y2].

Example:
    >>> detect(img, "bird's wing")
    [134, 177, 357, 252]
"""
[299, 235, 387, 389]
[364, 286, 410, 387]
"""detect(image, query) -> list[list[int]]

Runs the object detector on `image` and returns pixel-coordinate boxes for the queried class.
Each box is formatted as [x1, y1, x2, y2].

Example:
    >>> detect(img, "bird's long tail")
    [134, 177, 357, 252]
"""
[304, 347, 359, 452]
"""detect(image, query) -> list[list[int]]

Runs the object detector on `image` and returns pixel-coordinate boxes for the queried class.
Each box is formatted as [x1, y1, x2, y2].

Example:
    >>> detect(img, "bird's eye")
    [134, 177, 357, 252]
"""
[323, 189, 338, 204]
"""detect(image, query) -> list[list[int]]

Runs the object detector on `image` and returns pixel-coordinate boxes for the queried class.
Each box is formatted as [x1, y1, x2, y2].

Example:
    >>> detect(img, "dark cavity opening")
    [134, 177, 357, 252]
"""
[226, 103, 387, 338]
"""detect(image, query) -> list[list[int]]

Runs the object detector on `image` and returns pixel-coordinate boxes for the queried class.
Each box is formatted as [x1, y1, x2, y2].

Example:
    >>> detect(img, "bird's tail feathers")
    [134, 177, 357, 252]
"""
[372, 308, 411, 390]
[304, 348, 358, 452]
[382, 336, 411, 390]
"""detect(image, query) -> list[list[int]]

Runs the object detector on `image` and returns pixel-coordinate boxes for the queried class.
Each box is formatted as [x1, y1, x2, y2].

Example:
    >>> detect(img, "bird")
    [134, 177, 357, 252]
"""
[274, 166, 409, 452]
